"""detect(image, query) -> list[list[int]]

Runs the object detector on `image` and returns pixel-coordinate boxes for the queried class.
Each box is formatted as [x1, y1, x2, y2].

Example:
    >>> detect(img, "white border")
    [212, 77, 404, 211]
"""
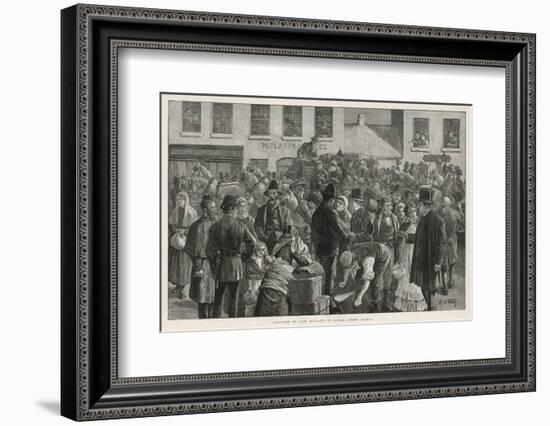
[118, 48, 505, 377]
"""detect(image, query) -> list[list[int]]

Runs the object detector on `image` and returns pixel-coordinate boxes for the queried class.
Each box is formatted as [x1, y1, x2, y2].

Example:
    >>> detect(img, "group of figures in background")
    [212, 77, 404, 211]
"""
[168, 147, 466, 320]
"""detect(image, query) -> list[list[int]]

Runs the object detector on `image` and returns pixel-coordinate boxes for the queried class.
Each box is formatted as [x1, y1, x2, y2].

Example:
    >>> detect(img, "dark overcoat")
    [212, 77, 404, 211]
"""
[409, 210, 447, 292]
[206, 215, 255, 282]
[254, 203, 293, 251]
[311, 201, 348, 257]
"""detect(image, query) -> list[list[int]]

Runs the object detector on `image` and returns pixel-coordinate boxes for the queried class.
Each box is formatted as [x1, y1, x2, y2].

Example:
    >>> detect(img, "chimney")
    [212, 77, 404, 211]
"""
[357, 113, 366, 126]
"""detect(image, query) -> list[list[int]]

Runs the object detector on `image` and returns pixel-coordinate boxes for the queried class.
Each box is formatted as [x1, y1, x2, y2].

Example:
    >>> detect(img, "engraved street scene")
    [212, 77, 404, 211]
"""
[162, 95, 468, 327]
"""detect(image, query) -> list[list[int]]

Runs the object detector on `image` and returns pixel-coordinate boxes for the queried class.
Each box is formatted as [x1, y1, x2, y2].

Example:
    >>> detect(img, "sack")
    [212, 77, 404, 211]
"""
[170, 232, 186, 250]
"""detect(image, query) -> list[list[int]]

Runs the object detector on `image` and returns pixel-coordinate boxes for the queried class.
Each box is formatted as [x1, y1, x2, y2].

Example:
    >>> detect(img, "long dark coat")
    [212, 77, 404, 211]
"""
[184, 215, 215, 304]
[409, 210, 447, 293]
[206, 215, 255, 282]
[311, 201, 349, 257]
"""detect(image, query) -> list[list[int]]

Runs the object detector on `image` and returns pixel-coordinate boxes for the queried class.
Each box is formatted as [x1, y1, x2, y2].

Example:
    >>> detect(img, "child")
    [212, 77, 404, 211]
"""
[240, 242, 268, 317]
[393, 263, 428, 312]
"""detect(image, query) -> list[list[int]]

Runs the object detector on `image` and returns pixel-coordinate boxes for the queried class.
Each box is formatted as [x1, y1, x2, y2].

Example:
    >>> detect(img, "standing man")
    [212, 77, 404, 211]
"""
[184, 194, 218, 319]
[207, 195, 256, 318]
[439, 196, 459, 289]
[349, 188, 374, 243]
[254, 180, 293, 253]
[311, 183, 351, 297]
[372, 196, 401, 311]
[290, 180, 315, 225]
[410, 188, 447, 310]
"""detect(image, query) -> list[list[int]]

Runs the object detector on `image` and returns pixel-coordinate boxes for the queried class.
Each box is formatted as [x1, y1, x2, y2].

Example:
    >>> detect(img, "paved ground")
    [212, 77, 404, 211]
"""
[168, 241, 466, 320]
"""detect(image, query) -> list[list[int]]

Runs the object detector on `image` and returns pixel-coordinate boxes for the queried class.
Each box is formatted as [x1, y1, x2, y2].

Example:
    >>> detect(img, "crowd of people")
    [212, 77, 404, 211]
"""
[168, 153, 466, 319]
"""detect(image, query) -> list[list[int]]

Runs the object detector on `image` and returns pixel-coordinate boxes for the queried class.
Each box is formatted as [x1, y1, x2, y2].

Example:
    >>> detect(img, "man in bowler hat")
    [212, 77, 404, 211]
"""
[254, 180, 293, 253]
[207, 195, 256, 318]
[409, 188, 447, 310]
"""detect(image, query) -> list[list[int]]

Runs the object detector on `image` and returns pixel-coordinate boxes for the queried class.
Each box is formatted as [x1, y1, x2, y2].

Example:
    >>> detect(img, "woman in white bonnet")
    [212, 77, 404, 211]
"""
[168, 190, 198, 299]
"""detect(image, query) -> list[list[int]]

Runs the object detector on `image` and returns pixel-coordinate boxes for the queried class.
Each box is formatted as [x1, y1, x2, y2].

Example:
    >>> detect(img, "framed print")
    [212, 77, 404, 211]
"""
[61, 4, 536, 421]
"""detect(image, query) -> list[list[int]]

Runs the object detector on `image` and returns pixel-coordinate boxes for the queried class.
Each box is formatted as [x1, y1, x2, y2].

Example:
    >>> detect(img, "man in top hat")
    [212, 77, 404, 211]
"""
[372, 195, 401, 311]
[254, 180, 293, 254]
[311, 183, 352, 298]
[206, 195, 256, 318]
[349, 188, 374, 243]
[409, 188, 447, 310]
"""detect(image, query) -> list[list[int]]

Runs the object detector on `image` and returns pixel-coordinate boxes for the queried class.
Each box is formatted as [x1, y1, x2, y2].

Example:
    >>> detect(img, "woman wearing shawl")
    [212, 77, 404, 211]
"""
[168, 191, 198, 299]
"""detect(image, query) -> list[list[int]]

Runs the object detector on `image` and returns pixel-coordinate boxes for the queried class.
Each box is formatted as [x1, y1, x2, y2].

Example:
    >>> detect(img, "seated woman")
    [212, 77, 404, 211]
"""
[255, 256, 295, 317]
[271, 225, 312, 267]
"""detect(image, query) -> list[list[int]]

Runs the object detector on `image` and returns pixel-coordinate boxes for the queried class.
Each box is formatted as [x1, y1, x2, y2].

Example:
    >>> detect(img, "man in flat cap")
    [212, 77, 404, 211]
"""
[254, 180, 293, 254]
[207, 195, 256, 318]
[312, 183, 351, 298]
[290, 179, 315, 226]
[409, 188, 447, 310]
[372, 195, 401, 311]
[184, 194, 218, 319]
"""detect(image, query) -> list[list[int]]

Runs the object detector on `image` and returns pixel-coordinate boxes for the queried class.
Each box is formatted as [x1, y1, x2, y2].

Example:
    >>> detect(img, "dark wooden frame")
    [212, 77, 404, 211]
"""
[61, 3, 536, 421]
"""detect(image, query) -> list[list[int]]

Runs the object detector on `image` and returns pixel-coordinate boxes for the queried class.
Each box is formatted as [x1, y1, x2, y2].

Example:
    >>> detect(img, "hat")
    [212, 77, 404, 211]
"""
[289, 180, 307, 191]
[236, 196, 248, 206]
[380, 195, 393, 205]
[350, 188, 363, 201]
[322, 183, 336, 200]
[220, 195, 238, 210]
[419, 187, 434, 204]
[263, 180, 282, 196]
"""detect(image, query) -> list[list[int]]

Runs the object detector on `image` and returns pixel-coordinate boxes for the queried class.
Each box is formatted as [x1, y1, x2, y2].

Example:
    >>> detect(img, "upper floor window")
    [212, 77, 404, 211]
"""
[212, 103, 233, 134]
[315, 107, 333, 138]
[250, 104, 270, 136]
[181, 102, 201, 133]
[283, 106, 302, 137]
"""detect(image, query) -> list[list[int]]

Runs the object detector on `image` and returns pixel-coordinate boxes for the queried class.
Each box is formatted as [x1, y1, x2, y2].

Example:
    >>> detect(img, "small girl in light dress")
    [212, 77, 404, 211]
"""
[240, 242, 268, 317]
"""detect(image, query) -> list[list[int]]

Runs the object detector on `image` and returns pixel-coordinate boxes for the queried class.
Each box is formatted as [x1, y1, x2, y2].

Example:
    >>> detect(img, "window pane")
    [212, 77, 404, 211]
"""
[181, 102, 201, 133]
[412, 118, 430, 148]
[283, 106, 302, 137]
[315, 107, 333, 137]
[212, 103, 233, 134]
[250, 105, 270, 136]
[443, 118, 460, 148]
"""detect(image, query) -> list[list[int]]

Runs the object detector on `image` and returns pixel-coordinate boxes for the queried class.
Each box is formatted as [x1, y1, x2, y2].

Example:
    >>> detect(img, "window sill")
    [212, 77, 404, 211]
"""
[248, 135, 272, 140]
[411, 147, 430, 152]
[441, 147, 462, 152]
[179, 132, 202, 137]
[281, 136, 303, 141]
[210, 133, 233, 139]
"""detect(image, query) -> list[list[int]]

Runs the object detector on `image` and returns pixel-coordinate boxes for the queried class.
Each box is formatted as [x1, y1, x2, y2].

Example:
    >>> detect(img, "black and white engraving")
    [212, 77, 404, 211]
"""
[161, 94, 470, 331]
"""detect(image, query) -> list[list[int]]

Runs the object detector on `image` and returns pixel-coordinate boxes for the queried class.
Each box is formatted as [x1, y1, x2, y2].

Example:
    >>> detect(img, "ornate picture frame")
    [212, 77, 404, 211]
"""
[61, 4, 536, 421]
